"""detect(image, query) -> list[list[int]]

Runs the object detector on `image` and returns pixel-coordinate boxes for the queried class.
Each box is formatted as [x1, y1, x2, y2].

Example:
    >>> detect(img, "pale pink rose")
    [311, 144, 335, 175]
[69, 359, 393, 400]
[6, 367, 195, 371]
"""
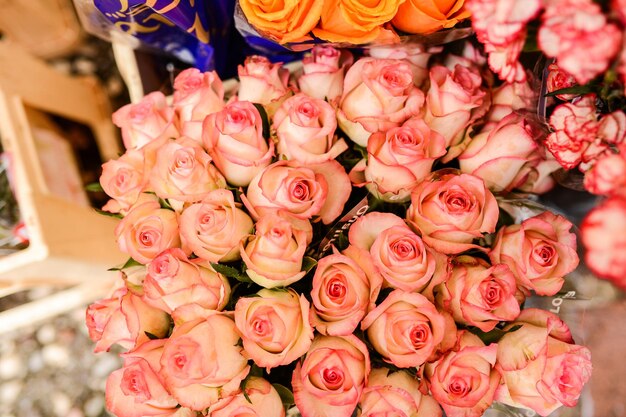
[350, 118, 446, 202]
[434, 256, 520, 332]
[235, 288, 313, 370]
[172, 68, 224, 141]
[459, 114, 541, 192]
[495, 309, 592, 416]
[115, 200, 181, 264]
[113, 91, 179, 150]
[489, 211, 579, 296]
[349, 212, 447, 293]
[86, 285, 169, 353]
[273, 93, 348, 164]
[406, 171, 499, 254]
[237, 55, 290, 106]
[424, 332, 500, 417]
[546, 63, 578, 101]
[424, 64, 486, 148]
[361, 290, 450, 368]
[143, 248, 230, 314]
[515, 153, 562, 195]
[240, 212, 309, 288]
[292, 335, 370, 417]
[368, 44, 443, 87]
[583, 153, 626, 196]
[545, 95, 605, 169]
[149, 137, 226, 204]
[100, 149, 147, 214]
[160, 312, 249, 410]
[338, 58, 425, 147]
[203, 100, 274, 187]
[598, 110, 626, 144]
[179, 189, 253, 263]
[539, 0, 622, 84]
[484, 81, 534, 125]
[298, 45, 353, 102]
[581, 196, 626, 289]
[310, 245, 383, 336]
[244, 160, 351, 225]
[358, 368, 442, 417]
[105, 340, 195, 417]
[209, 377, 285, 417]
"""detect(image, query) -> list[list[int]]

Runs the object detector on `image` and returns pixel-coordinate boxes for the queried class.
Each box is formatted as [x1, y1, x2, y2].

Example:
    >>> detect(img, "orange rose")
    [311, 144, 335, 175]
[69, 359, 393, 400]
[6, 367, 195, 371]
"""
[240, 0, 323, 44]
[392, 0, 470, 34]
[313, 0, 404, 44]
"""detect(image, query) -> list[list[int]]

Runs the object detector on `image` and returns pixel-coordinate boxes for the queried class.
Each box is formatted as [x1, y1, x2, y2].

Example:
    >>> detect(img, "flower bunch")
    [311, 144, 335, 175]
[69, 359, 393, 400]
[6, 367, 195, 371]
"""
[88, 46, 590, 417]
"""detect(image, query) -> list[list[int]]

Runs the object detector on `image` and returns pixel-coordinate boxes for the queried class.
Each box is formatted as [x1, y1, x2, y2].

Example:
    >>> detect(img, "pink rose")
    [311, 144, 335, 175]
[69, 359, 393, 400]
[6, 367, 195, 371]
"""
[424, 332, 500, 417]
[105, 340, 195, 417]
[273, 93, 348, 164]
[489, 211, 579, 296]
[112, 91, 179, 150]
[235, 288, 313, 369]
[484, 81, 534, 125]
[546, 63, 578, 101]
[237, 55, 290, 107]
[115, 200, 181, 264]
[172, 68, 224, 141]
[86, 284, 170, 353]
[598, 110, 626, 144]
[203, 100, 274, 187]
[434, 256, 520, 332]
[297, 45, 353, 102]
[583, 152, 626, 196]
[350, 118, 446, 202]
[240, 212, 309, 288]
[349, 212, 447, 293]
[310, 245, 383, 336]
[179, 189, 253, 263]
[160, 312, 249, 410]
[209, 377, 285, 417]
[581, 196, 626, 289]
[244, 160, 351, 224]
[361, 290, 450, 368]
[143, 248, 230, 313]
[424, 64, 486, 149]
[292, 335, 370, 417]
[539, 0, 623, 84]
[459, 114, 542, 192]
[100, 149, 147, 214]
[149, 137, 226, 204]
[338, 58, 425, 147]
[368, 44, 442, 87]
[495, 309, 592, 416]
[406, 171, 499, 254]
[358, 368, 442, 417]
[545, 95, 606, 169]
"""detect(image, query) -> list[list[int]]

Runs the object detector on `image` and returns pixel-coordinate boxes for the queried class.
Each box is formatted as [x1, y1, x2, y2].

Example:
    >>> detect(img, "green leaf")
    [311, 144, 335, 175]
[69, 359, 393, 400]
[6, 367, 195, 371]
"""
[253, 103, 271, 140]
[108, 257, 143, 271]
[85, 182, 104, 192]
[95, 208, 123, 219]
[472, 324, 522, 345]
[158, 197, 174, 210]
[302, 256, 317, 274]
[211, 262, 253, 283]
[545, 85, 594, 97]
[272, 384, 294, 411]
[249, 363, 264, 377]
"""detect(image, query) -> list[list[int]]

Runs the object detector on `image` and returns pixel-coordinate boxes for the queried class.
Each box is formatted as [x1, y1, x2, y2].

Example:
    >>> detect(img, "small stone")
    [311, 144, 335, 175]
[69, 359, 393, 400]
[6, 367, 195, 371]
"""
[51, 392, 71, 417]
[0, 353, 24, 379]
[36, 324, 56, 345]
[84, 395, 105, 417]
[42, 344, 70, 368]
[0, 381, 22, 405]
[28, 351, 44, 373]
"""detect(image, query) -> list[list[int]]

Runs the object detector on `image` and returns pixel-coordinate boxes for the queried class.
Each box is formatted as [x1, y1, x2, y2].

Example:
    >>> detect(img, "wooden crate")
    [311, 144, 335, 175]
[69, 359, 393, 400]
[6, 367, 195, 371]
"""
[0, 41, 126, 332]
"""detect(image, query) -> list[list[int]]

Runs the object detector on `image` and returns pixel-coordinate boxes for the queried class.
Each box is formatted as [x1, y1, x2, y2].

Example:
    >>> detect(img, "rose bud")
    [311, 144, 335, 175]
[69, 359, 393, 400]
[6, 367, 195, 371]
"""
[237, 55, 290, 109]
[292, 335, 370, 417]
[424, 332, 500, 417]
[112, 91, 179, 150]
[298, 45, 353, 103]
[338, 58, 424, 147]
[179, 189, 254, 264]
[495, 309, 592, 416]
[358, 368, 442, 417]
[209, 377, 285, 417]
[310, 245, 383, 336]
[100, 149, 147, 214]
[484, 81, 534, 126]
[203, 100, 274, 187]
[489, 211, 579, 296]
[368, 44, 442, 87]
[546, 63, 578, 101]
[235, 288, 313, 370]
